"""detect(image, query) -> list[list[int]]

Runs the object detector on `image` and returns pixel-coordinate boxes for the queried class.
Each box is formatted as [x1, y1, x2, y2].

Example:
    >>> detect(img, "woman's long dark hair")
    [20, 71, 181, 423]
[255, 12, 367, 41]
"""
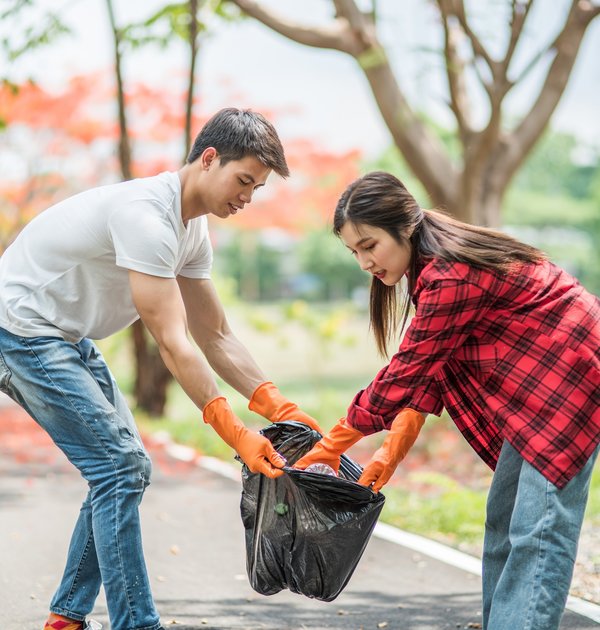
[333, 171, 546, 356]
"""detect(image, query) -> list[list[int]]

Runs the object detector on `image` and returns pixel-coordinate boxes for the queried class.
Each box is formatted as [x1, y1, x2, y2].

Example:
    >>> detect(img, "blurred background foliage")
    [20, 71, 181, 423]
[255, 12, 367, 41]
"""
[213, 124, 600, 303]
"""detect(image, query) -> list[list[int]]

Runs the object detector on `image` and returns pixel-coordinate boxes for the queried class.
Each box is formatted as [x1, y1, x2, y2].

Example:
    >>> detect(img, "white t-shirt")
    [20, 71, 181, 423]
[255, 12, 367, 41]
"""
[0, 171, 212, 342]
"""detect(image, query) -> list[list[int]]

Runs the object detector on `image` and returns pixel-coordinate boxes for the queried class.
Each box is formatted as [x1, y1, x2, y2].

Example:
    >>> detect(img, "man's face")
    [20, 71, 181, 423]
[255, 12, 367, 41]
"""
[203, 152, 271, 220]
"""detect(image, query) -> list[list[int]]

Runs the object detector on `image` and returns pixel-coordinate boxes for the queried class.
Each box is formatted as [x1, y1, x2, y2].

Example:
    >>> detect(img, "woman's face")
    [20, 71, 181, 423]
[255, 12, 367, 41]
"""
[339, 222, 412, 286]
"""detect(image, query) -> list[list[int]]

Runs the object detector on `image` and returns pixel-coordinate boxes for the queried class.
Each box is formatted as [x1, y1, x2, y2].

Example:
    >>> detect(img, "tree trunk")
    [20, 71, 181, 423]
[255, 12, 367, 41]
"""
[106, 0, 173, 417]
[130, 318, 173, 416]
[131, 320, 172, 416]
[184, 0, 199, 161]
[463, 171, 504, 228]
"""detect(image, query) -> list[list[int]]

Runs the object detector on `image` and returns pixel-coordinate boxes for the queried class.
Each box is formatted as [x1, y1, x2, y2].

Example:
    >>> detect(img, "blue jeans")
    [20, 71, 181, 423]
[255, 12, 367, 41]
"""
[0, 327, 161, 630]
[483, 439, 599, 630]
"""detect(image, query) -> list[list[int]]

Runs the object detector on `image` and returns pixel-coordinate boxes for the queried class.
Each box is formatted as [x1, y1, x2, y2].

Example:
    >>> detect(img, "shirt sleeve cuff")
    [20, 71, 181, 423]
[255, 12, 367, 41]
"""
[346, 386, 444, 434]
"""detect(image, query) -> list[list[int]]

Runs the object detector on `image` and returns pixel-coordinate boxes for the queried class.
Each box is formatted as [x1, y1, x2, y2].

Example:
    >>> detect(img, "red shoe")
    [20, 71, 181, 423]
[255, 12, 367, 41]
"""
[44, 616, 102, 630]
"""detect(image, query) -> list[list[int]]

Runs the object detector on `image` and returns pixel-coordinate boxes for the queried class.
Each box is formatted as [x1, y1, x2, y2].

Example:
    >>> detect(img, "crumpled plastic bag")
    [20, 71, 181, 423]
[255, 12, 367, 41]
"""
[239, 420, 385, 601]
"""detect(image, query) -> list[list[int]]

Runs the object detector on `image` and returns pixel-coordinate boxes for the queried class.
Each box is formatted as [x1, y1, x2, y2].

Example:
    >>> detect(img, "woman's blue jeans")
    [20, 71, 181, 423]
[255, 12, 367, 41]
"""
[0, 327, 161, 630]
[483, 439, 599, 630]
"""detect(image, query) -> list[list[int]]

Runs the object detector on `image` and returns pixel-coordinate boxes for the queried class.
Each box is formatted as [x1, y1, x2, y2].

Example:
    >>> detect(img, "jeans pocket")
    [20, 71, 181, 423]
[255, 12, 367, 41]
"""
[0, 349, 12, 391]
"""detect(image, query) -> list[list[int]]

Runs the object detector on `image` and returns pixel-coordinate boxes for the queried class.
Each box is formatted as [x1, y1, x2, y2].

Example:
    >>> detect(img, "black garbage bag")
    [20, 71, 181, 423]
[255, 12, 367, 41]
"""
[239, 420, 385, 602]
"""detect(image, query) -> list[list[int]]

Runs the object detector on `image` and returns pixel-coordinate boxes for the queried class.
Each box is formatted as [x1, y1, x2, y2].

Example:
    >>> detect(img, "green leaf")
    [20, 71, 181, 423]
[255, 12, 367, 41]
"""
[4, 12, 70, 61]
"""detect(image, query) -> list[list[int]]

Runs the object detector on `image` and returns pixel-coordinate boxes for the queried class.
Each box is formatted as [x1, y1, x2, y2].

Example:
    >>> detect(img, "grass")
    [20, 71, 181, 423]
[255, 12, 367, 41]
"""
[586, 463, 600, 520]
[382, 472, 488, 552]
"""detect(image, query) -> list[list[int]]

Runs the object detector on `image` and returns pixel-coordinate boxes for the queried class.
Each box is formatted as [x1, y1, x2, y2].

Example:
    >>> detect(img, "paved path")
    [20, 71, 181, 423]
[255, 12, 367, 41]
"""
[0, 405, 597, 630]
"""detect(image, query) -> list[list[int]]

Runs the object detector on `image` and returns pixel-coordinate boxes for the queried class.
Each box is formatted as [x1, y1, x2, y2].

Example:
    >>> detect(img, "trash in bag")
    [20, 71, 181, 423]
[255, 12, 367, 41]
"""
[238, 420, 385, 602]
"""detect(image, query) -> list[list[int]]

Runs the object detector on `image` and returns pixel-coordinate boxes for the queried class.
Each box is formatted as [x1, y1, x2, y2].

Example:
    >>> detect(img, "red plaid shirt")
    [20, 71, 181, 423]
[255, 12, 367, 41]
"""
[347, 259, 600, 488]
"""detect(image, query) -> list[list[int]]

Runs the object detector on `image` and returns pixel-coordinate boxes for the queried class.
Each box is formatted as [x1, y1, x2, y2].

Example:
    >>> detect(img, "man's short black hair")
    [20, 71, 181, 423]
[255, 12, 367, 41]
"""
[187, 107, 289, 177]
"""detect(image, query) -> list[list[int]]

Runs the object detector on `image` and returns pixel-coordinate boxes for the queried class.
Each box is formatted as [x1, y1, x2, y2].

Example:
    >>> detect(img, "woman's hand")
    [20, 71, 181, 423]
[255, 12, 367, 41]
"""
[294, 418, 363, 472]
[358, 408, 425, 492]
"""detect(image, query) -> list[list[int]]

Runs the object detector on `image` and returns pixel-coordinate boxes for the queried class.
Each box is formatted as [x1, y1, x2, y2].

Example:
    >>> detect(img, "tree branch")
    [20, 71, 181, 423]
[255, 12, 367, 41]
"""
[105, 0, 132, 180]
[226, 0, 459, 209]
[498, 0, 599, 186]
[227, 0, 352, 52]
[503, 0, 532, 72]
[510, 45, 548, 87]
[437, 0, 472, 142]
[450, 0, 497, 78]
[332, 0, 368, 29]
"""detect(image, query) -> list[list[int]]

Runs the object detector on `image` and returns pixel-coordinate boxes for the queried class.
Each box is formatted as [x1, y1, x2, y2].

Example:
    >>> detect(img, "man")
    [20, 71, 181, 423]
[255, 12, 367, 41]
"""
[0, 108, 320, 630]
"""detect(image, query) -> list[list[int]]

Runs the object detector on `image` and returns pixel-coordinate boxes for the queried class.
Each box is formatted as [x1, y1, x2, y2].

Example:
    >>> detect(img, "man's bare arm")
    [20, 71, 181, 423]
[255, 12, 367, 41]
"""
[177, 276, 324, 433]
[128, 270, 220, 409]
[177, 276, 265, 399]
[129, 270, 285, 477]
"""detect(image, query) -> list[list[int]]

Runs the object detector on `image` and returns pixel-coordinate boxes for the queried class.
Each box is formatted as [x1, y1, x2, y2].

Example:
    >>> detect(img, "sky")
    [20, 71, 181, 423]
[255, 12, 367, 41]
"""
[4, 0, 600, 158]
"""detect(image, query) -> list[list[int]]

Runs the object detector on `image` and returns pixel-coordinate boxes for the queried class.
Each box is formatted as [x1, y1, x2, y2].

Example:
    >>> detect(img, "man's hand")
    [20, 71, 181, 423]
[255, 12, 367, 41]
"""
[294, 418, 363, 473]
[249, 381, 324, 434]
[203, 397, 285, 478]
[357, 408, 425, 492]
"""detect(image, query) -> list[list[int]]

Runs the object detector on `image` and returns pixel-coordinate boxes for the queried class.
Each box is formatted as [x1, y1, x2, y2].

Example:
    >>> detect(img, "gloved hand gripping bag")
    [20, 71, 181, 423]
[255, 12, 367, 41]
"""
[239, 421, 385, 601]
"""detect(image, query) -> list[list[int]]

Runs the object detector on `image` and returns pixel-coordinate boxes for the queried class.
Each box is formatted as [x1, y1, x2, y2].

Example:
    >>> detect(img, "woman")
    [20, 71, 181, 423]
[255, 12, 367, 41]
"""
[295, 171, 600, 630]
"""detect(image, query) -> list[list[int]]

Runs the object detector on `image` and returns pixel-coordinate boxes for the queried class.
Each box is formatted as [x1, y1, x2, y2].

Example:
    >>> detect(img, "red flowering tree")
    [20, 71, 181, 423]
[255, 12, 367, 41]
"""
[0, 72, 362, 413]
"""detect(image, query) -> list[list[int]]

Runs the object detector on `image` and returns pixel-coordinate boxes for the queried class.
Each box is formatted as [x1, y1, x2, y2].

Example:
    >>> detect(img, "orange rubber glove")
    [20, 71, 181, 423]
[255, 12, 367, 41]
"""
[203, 396, 285, 478]
[293, 418, 364, 473]
[248, 381, 324, 434]
[358, 408, 425, 492]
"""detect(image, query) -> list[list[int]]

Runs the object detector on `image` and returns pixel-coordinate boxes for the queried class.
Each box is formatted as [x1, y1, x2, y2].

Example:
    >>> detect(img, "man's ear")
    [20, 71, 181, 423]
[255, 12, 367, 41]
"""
[201, 147, 218, 170]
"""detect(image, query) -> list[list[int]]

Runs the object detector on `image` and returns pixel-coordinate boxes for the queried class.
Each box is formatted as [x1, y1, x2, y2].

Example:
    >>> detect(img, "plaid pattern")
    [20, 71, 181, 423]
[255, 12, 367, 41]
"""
[347, 259, 600, 488]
